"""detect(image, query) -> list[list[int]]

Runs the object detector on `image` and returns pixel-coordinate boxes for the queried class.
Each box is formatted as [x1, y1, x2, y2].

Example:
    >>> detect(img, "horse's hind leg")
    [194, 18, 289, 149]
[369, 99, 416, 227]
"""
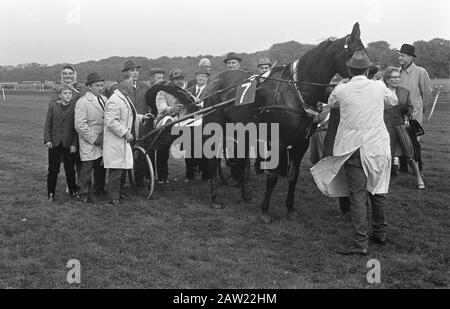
[286, 139, 309, 219]
[259, 172, 278, 223]
[240, 158, 252, 202]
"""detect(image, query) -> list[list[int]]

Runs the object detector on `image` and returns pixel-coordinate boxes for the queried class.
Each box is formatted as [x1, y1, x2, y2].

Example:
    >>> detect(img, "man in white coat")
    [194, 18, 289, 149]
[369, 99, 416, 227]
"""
[310, 51, 398, 255]
[75, 73, 107, 203]
[104, 79, 152, 205]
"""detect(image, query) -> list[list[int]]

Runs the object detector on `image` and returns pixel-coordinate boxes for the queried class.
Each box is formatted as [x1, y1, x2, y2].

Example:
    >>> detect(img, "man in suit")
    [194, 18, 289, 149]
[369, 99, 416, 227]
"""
[185, 66, 210, 181]
[75, 73, 107, 203]
[224, 52, 242, 71]
[398, 43, 432, 173]
[187, 58, 212, 91]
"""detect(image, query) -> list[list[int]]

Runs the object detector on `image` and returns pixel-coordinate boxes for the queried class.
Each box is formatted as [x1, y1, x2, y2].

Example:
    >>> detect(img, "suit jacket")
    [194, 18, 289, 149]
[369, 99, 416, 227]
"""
[75, 91, 106, 161]
[44, 101, 78, 149]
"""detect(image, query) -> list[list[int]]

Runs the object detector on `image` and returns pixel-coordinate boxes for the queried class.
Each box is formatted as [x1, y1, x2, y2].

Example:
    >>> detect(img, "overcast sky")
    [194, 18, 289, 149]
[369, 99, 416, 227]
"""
[1, 0, 449, 66]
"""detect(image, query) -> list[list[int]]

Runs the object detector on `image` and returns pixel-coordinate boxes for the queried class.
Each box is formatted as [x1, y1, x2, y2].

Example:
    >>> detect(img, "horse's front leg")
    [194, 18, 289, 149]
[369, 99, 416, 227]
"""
[259, 171, 278, 223]
[209, 157, 224, 209]
[286, 140, 309, 219]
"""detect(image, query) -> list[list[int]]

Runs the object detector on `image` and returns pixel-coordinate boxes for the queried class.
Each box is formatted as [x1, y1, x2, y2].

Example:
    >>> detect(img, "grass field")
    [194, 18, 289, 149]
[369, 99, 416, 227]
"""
[0, 93, 448, 289]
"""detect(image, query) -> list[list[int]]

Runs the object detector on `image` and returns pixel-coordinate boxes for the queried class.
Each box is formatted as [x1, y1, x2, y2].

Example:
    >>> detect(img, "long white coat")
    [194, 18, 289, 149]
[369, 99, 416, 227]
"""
[103, 89, 143, 169]
[310, 76, 398, 196]
[75, 91, 106, 161]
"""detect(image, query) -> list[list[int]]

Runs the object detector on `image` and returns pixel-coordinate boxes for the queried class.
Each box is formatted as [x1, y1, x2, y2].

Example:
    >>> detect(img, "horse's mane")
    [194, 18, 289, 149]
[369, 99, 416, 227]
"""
[296, 37, 340, 72]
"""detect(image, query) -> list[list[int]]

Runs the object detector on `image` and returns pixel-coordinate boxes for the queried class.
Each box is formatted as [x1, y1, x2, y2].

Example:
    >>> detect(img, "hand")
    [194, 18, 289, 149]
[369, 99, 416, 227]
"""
[142, 113, 154, 120]
[94, 134, 103, 146]
[46, 142, 53, 149]
[70, 145, 77, 153]
[124, 131, 134, 143]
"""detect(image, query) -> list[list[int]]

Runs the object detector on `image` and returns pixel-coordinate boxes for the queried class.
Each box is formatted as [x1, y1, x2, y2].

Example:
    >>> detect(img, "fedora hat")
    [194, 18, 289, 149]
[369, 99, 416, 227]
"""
[122, 60, 141, 72]
[399, 43, 416, 57]
[223, 52, 242, 63]
[169, 68, 185, 80]
[149, 68, 166, 76]
[195, 66, 210, 75]
[85, 72, 104, 86]
[257, 57, 271, 67]
[346, 51, 371, 69]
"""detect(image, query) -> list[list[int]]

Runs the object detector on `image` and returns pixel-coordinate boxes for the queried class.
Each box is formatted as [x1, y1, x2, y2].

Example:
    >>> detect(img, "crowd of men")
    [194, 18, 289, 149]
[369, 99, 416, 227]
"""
[44, 43, 432, 255]
[44, 52, 273, 205]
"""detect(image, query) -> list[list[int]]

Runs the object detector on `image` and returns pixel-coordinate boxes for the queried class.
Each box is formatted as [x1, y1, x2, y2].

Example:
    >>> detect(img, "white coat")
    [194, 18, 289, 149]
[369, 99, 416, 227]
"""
[75, 91, 106, 161]
[310, 76, 398, 196]
[103, 89, 143, 169]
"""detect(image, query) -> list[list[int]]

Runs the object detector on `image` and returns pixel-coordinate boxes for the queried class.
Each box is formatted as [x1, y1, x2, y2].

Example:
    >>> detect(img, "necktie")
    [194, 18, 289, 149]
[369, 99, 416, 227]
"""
[196, 87, 201, 97]
[133, 81, 137, 89]
[97, 96, 105, 111]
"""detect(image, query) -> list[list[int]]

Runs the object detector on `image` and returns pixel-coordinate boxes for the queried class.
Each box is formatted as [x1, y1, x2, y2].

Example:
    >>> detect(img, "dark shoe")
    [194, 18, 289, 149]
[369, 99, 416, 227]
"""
[184, 177, 193, 183]
[70, 192, 80, 201]
[337, 247, 368, 256]
[109, 199, 121, 206]
[370, 235, 387, 245]
[48, 193, 55, 202]
[120, 194, 130, 200]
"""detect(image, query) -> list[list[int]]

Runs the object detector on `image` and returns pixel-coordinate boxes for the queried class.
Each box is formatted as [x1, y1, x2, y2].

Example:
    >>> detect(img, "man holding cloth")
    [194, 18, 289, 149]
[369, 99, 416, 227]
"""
[311, 51, 398, 255]
[104, 79, 153, 205]
[75, 73, 107, 203]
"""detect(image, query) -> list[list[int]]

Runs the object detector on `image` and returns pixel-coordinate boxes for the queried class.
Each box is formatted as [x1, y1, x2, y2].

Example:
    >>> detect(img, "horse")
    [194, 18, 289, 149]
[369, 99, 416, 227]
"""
[202, 22, 366, 222]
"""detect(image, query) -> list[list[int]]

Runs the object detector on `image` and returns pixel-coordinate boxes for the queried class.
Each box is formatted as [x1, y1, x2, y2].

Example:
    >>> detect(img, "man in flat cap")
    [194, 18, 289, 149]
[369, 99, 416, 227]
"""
[75, 73, 107, 203]
[153, 68, 186, 183]
[311, 51, 398, 255]
[257, 57, 271, 74]
[224, 52, 242, 71]
[398, 43, 432, 172]
[149, 68, 166, 86]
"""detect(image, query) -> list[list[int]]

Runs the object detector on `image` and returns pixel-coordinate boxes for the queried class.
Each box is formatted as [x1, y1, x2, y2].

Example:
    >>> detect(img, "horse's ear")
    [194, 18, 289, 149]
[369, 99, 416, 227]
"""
[350, 22, 360, 40]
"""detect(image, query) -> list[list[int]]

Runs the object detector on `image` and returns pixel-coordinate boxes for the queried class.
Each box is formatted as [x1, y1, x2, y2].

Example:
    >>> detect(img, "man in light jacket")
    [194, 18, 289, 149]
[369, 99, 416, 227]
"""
[311, 51, 398, 255]
[75, 73, 107, 203]
[104, 79, 152, 205]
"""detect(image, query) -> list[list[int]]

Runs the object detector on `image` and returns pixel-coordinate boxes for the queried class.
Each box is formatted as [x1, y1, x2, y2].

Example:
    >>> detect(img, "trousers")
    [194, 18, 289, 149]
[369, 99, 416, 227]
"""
[79, 157, 106, 197]
[47, 143, 77, 196]
[344, 150, 388, 249]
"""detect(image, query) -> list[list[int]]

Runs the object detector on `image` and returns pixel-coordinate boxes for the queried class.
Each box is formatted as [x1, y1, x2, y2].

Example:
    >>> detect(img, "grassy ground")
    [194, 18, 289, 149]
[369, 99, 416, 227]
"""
[0, 94, 448, 289]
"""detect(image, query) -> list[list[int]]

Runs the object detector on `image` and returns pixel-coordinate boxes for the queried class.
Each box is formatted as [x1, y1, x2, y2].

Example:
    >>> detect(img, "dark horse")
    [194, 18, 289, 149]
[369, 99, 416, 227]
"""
[202, 23, 365, 222]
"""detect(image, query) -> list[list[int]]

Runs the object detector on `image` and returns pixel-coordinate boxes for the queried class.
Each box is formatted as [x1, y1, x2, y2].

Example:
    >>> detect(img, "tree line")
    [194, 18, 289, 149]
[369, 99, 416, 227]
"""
[0, 38, 448, 83]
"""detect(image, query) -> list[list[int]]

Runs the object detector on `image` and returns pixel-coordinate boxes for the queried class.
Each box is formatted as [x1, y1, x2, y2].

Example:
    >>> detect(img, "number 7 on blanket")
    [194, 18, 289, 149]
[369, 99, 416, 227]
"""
[235, 81, 256, 106]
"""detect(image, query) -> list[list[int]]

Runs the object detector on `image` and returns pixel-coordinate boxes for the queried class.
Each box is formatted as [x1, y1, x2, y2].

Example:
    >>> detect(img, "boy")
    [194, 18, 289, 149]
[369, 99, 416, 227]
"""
[44, 85, 79, 201]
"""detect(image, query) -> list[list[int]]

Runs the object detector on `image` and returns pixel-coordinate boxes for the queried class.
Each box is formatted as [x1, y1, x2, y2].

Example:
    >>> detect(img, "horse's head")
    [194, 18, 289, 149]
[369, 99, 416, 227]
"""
[332, 22, 366, 78]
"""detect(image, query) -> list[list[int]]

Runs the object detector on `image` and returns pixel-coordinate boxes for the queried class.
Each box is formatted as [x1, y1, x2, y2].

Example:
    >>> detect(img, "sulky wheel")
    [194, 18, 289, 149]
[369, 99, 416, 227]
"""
[132, 145, 155, 199]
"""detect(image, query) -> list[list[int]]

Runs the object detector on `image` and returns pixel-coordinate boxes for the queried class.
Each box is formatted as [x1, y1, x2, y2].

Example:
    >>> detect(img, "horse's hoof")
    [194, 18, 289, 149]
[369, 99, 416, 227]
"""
[259, 213, 271, 224]
[210, 202, 225, 210]
[287, 211, 299, 221]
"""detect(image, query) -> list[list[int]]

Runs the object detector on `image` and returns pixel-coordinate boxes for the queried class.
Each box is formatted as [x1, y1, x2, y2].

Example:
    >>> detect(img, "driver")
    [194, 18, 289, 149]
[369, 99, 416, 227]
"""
[153, 68, 186, 183]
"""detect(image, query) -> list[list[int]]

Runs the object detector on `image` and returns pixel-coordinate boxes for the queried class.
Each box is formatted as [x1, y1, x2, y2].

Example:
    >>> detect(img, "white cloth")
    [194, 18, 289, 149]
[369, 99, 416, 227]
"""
[103, 89, 143, 169]
[74, 91, 106, 161]
[310, 76, 398, 197]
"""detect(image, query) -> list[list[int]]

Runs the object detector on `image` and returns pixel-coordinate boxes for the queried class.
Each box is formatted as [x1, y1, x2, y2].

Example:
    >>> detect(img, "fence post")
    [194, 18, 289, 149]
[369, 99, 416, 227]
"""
[428, 91, 440, 122]
[2, 87, 5, 101]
